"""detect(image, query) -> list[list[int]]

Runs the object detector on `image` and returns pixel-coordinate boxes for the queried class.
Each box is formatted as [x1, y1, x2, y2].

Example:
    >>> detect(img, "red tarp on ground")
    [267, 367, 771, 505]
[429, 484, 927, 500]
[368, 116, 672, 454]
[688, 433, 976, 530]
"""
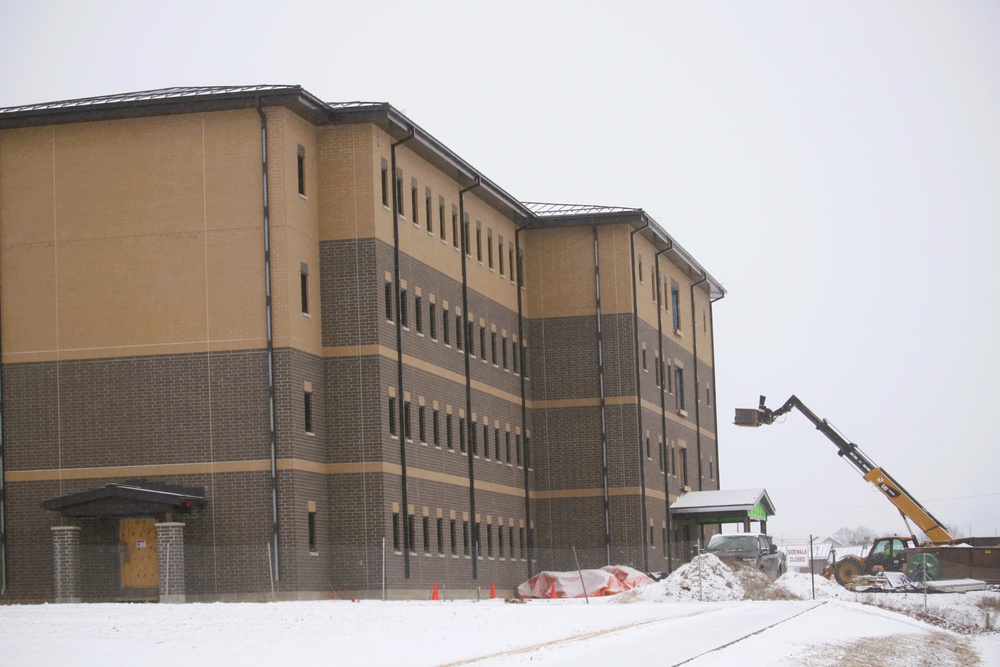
[516, 565, 655, 599]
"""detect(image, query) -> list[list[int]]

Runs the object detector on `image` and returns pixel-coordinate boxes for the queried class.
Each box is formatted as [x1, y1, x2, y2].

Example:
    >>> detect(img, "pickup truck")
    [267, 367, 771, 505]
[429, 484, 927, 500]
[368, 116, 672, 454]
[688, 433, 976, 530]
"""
[705, 533, 786, 579]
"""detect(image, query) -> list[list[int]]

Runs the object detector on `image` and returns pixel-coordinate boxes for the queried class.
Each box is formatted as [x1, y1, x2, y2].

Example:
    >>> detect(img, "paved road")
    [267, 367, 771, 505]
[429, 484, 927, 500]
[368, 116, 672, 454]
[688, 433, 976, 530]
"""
[471, 600, 825, 666]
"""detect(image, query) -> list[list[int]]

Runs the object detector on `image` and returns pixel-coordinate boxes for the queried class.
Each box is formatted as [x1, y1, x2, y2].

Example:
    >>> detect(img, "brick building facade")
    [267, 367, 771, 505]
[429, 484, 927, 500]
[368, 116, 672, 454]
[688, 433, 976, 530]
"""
[0, 86, 724, 601]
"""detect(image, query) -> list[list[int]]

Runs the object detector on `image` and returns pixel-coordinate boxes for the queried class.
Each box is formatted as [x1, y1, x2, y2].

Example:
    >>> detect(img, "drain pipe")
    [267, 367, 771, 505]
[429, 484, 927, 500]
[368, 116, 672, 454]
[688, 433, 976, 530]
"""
[391, 130, 416, 577]
[654, 243, 674, 572]
[0, 232, 6, 593]
[628, 222, 650, 572]
[256, 100, 280, 582]
[514, 226, 532, 577]
[459, 177, 480, 579]
[708, 291, 725, 487]
[592, 225, 612, 565]
[689, 273, 708, 491]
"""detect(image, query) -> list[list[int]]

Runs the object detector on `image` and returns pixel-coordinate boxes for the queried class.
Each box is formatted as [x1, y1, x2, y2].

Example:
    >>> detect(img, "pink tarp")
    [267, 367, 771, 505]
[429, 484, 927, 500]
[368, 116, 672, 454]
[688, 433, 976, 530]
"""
[516, 565, 655, 599]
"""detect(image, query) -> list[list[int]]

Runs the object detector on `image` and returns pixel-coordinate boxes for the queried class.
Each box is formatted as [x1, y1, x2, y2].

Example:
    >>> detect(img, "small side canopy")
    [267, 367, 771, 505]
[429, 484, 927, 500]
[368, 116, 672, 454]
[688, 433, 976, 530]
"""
[670, 488, 775, 531]
[42, 481, 205, 518]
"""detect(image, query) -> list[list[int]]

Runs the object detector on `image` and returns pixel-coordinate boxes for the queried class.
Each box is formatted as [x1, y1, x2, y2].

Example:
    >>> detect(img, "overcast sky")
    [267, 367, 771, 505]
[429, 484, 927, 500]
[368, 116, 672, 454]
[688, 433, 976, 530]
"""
[3, 1, 999, 542]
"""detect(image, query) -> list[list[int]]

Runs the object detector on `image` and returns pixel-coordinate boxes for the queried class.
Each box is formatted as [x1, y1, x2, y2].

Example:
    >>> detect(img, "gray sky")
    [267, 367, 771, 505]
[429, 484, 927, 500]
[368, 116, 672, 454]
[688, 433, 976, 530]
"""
[3, 0, 999, 542]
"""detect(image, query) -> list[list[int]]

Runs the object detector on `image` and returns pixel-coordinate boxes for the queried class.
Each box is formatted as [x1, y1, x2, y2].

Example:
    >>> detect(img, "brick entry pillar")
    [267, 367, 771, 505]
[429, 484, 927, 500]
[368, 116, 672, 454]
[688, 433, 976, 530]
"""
[156, 522, 186, 603]
[51, 526, 82, 603]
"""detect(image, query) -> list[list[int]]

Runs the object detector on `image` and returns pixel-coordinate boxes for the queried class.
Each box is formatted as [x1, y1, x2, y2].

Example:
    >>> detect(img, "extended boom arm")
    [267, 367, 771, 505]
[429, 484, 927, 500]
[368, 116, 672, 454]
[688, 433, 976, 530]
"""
[735, 395, 954, 544]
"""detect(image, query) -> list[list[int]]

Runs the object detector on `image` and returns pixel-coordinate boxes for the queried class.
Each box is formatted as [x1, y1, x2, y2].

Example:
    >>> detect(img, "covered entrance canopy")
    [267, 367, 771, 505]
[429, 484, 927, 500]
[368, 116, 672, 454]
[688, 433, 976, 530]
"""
[670, 488, 775, 533]
[42, 481, 205, 518]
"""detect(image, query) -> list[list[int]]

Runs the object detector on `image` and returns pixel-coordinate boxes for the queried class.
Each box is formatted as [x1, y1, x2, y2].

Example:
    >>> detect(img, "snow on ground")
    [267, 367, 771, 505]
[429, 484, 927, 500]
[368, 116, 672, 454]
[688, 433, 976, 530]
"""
[1, 555, 997, 666]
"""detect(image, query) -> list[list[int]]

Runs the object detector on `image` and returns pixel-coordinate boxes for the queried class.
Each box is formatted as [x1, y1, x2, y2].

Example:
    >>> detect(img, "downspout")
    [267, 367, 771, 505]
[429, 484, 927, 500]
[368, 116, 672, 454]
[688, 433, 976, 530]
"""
[654, 243, 674, 572]
[0, 216, 6, 593]
[592, 225, 612, 565]
[256, 101, 280, 582]
[514, 226, 532, 577]
[708, 291, 725, 488]
[458, 177, 480, 579]
[690, 273, 708, 492]
[629, 222, 650, 572]
[391, 130, 416, 577]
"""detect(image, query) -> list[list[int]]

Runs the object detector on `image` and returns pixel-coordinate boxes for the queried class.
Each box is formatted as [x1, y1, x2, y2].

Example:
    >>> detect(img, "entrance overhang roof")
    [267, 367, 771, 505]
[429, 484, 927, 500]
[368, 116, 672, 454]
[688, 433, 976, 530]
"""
[42, 482, 205, 518]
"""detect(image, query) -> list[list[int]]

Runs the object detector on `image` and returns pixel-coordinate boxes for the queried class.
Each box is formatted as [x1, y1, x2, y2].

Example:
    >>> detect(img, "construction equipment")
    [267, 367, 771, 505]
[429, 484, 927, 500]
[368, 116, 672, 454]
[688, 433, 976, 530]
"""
[735, 395, 1000, 584]
[735, 395, 952, 543]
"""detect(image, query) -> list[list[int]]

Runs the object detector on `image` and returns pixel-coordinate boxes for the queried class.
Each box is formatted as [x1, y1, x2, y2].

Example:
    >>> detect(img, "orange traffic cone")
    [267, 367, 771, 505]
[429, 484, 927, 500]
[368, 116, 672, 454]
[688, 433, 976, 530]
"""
[431, 583, 439, 601]
[490, 582, 497, 599]
[550, 581, 557, 598]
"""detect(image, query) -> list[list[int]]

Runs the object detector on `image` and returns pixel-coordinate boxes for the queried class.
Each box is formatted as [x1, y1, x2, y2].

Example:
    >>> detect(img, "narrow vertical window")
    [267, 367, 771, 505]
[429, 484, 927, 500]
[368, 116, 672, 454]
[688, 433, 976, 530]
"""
[418, 405, 426, 443]
[505, 431, 511, 463]
[482, 423, 489, 458]
[443, 307, 450, 345]
[388, 397, 397, 437]
[452, 207, 459, 249]
[297, 146, 306, 197]
[676, 368, 685, 411]
[470, 421, 478, 456]
[487, 229, 494, 269]
[385, 281, 393, 321]
[304, 390, 313, 433]
[439, 197, 446, 240]
[517, 248, 524, 287]
[671, 286, 681, 330]
[681, 448, 689, 486]
[642, 347, 647, 370]
[468, 321, 476, 357]
[459, 417, 466, 453]
[415, 295, 423, 333]
[450, 519, 457, 555]
[455, 314, 463, 351]
[463, 214, 471, 257]
[463, 520, 470, 556]
[446, 413, 453, 450]
[509, 244, 515, 284]
[425, 188, 433, 233]
[422, 516, 430, 554]
[498, 235, 505, 276]
[519, 527, 526, 559]
[404, 400, 412, 440]
[498, 524, 504, 558]
[508, 526, 515, 558]
[392, 512, 401, 551]
[502, 335, 508, 369]
[411, 180, 419, 226]
[476, 522, 482, 558]
[512, 342, 519, 373]
[300, 263, 309, 315]
[487, 524, 494, 557]
[491, 331, 497, 365]
[407, 513, 416, 553]
[400, 289, 408, 328]
[433, 408, 440, 446]
[381, 159, 389, 207]
[429, 302, 437, 339]
[308, 507, 317, 552]
[494, 427, 501, 460]
[476, 221, 483, 262]
[479, 325, 486, 362]
[437, 517, 444, 554]
[522, 343, 529, 378]
[515, 434, 522, 466]
[395, 169, 404, 216]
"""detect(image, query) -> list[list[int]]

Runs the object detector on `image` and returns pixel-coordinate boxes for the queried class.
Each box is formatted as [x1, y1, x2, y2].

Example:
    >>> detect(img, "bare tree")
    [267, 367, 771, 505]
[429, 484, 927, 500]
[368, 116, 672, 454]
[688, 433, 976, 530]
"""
[832, 526, 877, 546]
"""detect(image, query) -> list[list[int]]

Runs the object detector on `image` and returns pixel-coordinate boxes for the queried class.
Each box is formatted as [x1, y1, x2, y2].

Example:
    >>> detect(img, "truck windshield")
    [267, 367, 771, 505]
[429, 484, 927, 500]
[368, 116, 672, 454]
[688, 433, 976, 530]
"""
[706, 536, 759, 552]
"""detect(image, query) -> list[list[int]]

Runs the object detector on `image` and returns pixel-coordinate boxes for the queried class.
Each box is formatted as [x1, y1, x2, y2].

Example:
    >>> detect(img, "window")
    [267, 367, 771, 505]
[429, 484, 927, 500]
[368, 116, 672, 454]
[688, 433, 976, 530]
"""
[300, 263, 309, 314]
[476, 522, 482, 558]
[297, 146, 306, 197]
[404, 400, 412, 440]
[432, 408, 440, 446]
[680, 448, 689, 486]
[450, 519, 457, 555]
[508, 526, 515, 559]
[487, 524, 493, 557]
[463, 214, 471, 256]
[439, 197, 446, 240]
[642, 347, 647, 370]
[476, 221, 482, 263]
[512, 342, 519, 373]
[522, 344, 528, 378]
[437, 517, 444, 554]
[418, 405, 426, 443]
[498, 524, 504, 558]
[429, 303, 437, 339]
[659, 440, 665, 472]
[400, 289, 408, 328]
[519, 527, 526, 559]
[675, 368, 685, 411]
[452, 207, 459, 249]
[411, 180, 419, 226]
[498, 236, 505, 276]
[385, 281, 393, 321]
[422, 516, 430, 554]
[388, 397, 397, 437]
[308, 508, 317, 552]
[470, 421, 478, 456]
[443, 307, 450, 345]
[482, 423, 489, 458]
[654, 355, 660, 386]
[671, 286, 681, 330]
[395, 169, 404, 216]
[463, 520, 470, 556]
[505, 431, 511, 463]
[455, 314, 463, 350]
[446, 413, 453, 450]
[304, 390, 313, 433]
[646, 433, 651, 459]
[517, 248, 524, 287]
[509, 244, 515, 284]
[425, 188, 433, 233]
[638, 257, 644, 283]
[392, 512, 401, 551]
[515, 434, 522, 466]
[459, 417, 466, 452]
[381, 160, 389, 207]
[468, 321, 476, 357]
[706, 385, 712, 407]
[479, 325, 486, 362]
[487, 229, 494, 269]
[491, 331, 497, 365]
[415, 295, 423, 334]
[494, 427, 501, 460]
[407, 513, 416, 553]
[502, 335, 508, 369]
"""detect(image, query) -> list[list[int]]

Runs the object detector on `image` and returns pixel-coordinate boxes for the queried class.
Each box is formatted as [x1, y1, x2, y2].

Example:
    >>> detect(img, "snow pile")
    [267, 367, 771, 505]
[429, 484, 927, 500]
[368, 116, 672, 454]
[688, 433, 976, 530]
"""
[772, 571, 858, 601]
[617, 553, 746, 602]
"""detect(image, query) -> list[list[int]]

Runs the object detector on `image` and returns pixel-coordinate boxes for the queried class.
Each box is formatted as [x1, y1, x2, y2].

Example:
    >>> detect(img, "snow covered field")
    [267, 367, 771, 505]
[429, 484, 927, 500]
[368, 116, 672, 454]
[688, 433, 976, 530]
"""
[2, 556, 998, 666]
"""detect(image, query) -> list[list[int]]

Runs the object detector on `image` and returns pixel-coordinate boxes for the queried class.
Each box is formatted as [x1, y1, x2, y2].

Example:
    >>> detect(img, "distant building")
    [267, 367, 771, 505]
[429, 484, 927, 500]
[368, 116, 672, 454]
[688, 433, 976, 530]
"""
[0, 86, 725, 601]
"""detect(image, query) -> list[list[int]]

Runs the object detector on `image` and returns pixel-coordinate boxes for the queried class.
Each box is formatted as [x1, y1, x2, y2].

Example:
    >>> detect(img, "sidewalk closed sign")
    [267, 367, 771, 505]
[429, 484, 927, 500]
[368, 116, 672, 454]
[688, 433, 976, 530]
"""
[786, 546, 810, 567]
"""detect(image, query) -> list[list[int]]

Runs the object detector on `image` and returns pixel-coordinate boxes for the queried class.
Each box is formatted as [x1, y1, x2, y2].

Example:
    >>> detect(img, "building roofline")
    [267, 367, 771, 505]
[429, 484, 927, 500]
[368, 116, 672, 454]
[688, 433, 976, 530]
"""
[0, 86, 723, 296]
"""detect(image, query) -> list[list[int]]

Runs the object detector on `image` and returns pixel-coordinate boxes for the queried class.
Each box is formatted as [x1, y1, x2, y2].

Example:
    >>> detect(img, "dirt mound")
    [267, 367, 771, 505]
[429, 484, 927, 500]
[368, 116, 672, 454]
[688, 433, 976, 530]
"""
[616, 553, 745, 602]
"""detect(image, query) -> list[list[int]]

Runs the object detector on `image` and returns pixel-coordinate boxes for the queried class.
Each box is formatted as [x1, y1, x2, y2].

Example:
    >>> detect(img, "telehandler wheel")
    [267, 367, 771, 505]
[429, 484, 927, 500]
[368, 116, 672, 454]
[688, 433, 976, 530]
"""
[833, 556, 864, 585]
